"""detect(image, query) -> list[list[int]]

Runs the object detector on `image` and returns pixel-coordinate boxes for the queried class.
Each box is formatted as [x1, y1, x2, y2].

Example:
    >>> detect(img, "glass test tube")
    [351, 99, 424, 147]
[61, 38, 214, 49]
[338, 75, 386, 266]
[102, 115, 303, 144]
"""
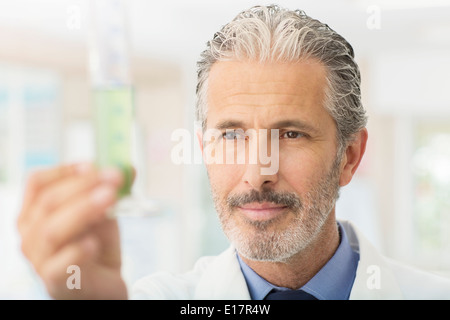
[88, 0, 134, 198]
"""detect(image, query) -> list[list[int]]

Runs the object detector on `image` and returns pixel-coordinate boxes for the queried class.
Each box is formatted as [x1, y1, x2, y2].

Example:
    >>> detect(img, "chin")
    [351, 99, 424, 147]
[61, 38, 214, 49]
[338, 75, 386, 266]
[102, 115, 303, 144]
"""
[225, 217, 310, 263]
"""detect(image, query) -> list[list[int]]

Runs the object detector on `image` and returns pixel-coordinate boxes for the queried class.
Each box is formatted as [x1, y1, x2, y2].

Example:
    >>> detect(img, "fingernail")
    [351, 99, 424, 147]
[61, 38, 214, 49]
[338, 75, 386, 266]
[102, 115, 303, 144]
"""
[90, 185, 115, 206]
[99, 168, 123, 185]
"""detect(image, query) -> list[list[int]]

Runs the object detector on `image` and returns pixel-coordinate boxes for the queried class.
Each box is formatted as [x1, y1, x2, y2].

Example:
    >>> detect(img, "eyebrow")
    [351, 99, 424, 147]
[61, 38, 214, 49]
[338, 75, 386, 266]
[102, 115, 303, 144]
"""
[271, 120, 319, 134]
[214, 120, 246, 130]
[214, 119, 319, 134]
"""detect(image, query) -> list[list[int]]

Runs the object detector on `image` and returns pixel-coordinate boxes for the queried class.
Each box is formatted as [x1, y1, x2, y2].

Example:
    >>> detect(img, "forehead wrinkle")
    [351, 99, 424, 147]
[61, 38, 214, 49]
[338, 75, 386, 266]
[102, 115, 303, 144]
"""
[221, 96, 304, 111]
[216, 80, 307, 99]
[206, 60, 330, 129]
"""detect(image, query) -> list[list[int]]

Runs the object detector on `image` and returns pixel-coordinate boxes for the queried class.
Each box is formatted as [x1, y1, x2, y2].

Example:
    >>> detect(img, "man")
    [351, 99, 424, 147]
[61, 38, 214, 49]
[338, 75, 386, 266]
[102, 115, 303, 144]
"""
[18, 5, 450, 300]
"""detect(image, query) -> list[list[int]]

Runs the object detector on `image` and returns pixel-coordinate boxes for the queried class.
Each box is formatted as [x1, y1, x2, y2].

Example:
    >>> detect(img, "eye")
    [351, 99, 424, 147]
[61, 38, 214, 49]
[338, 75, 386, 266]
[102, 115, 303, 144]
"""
[281, 131, 305, 139]
[222, 130, 246, 140]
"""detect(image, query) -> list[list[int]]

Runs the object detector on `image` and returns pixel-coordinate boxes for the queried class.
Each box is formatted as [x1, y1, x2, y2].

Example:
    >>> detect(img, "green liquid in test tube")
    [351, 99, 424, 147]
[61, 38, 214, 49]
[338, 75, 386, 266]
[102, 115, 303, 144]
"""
[93, 87, 134, 197]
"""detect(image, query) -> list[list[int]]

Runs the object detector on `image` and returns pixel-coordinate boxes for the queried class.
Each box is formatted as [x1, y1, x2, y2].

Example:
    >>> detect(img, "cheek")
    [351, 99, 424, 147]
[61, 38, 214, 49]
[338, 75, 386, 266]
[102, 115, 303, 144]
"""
[279, 148, 329, 191]
[207, 163, 243, 196]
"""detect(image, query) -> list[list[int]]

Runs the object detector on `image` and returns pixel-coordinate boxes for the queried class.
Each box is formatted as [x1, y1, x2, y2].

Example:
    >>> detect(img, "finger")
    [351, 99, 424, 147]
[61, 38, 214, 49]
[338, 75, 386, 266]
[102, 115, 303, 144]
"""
[36, 183, 119, 262]
[33, 167, 123, 219]
[19, 166, 123, 236]
[19, 163, 90, 225]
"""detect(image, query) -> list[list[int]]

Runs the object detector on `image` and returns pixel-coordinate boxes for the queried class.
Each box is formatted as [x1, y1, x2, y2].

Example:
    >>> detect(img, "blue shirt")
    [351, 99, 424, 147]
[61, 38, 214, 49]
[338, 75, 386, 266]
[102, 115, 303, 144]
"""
[236, 222, 360, 300]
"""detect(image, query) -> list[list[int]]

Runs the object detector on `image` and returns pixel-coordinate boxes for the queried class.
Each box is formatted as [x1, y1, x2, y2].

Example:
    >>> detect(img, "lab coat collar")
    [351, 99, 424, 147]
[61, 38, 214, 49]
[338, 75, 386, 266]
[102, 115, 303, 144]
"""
[193, 220, 405, 300]
[342, 220, 404, 299]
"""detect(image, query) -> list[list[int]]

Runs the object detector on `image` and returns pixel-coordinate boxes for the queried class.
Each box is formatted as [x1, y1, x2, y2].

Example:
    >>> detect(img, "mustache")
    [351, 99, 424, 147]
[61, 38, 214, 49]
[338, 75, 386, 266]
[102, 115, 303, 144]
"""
[227, 189, 302, 210]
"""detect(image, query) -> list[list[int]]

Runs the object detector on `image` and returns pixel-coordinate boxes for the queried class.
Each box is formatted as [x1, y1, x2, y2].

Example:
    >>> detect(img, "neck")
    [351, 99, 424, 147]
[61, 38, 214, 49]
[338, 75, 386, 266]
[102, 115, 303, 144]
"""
[240, 213, 340, 290]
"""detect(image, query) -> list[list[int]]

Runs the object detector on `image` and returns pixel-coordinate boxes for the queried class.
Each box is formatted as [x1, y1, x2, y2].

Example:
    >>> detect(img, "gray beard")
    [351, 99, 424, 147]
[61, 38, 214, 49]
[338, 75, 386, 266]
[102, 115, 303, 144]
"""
[212, 157, 342, 263]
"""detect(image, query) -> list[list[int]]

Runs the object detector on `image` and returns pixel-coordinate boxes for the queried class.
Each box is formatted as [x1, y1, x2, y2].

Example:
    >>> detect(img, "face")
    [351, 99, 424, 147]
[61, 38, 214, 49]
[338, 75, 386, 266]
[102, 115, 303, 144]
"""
[201, 59, 343, 262]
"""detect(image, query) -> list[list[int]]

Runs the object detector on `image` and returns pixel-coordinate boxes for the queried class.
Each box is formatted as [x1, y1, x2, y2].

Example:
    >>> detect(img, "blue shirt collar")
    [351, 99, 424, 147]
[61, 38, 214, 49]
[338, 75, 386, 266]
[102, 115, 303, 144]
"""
[236, 221, 360, 300]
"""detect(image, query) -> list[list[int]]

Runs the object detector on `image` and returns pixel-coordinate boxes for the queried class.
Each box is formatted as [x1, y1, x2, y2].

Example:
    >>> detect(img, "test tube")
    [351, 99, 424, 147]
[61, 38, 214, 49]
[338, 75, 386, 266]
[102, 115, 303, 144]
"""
[88, 0, 134, 197]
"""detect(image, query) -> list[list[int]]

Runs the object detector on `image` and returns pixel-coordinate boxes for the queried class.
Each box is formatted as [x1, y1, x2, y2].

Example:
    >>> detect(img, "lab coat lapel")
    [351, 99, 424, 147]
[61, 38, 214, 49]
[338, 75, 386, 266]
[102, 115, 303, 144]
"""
[194, 246, 251, 300]
[341, 220, 404, 300]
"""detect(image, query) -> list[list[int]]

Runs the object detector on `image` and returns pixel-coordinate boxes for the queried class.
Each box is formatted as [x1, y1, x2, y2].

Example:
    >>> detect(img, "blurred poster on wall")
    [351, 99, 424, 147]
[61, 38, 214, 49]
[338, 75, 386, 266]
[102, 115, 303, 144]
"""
[0, 64, 62, 185]
[22, 70, 62, 174]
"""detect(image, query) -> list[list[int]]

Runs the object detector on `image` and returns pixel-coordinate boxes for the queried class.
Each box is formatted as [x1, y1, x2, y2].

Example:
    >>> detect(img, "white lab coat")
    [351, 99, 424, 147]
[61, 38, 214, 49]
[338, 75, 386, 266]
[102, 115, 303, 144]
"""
[131, 220, 450, 300]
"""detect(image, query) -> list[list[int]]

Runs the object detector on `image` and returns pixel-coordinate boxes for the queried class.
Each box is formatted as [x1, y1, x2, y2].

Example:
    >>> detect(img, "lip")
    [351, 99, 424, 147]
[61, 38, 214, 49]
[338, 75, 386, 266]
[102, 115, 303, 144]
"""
[238, 202, 287, 221]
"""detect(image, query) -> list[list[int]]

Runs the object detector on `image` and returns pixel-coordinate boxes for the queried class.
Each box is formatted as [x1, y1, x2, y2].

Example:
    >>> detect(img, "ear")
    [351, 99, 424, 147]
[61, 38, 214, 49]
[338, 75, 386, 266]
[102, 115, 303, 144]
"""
[339, 128, 368, 187]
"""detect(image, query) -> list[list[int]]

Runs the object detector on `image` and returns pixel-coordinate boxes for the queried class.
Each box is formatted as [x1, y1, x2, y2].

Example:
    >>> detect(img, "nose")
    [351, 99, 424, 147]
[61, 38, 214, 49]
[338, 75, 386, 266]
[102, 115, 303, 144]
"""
[242, 130, 279, 189]
[242, 163, 278, 190]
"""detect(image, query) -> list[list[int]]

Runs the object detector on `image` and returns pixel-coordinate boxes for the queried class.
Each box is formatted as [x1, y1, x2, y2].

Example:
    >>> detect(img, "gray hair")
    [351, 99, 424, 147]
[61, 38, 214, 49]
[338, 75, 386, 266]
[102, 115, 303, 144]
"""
[196, 5, 367, 154]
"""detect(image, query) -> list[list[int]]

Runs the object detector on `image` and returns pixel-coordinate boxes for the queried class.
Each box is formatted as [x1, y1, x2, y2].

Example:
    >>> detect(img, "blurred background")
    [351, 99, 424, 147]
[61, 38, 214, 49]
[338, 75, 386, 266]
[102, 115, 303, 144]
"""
[0, 0, 449, 298]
